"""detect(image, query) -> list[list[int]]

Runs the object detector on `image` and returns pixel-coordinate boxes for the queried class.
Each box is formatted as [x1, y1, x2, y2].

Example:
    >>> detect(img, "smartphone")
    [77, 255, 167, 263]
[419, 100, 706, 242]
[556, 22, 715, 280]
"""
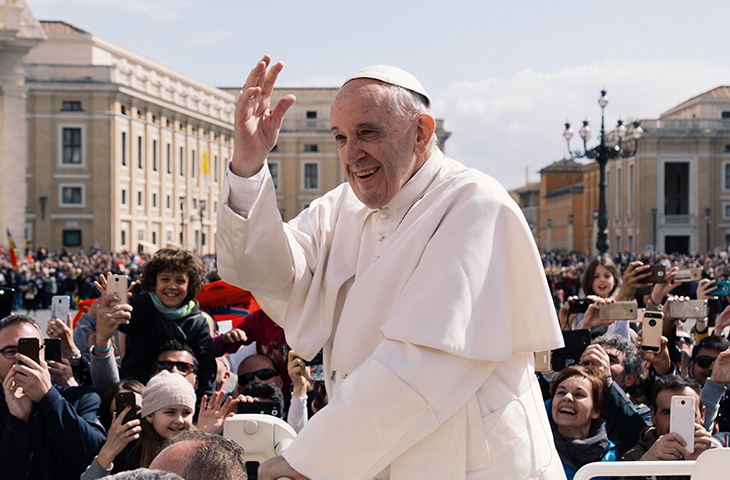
[534, 350, 552, 372]
[50, 295, 70, 322]
[44, 338, 62, 363]
[18, 337, 40, 365]
[674, 268, 701, 283]
[710, 279, 730, 297]
[641, 311, 663, 352]
[305, 350, 323, 367]
[644, 264, 667, 284]
[551, 329, 591, 371]
[599, 301, 638, 321]
[237, 401, 281, 418]
[670, 395, 696, 454]
[568, 298, 593, 314]
[115, 391, 138, 425]
[669, 299, 708, 319]
[0, 287, 15, 318]
[107, 274, 129, 305]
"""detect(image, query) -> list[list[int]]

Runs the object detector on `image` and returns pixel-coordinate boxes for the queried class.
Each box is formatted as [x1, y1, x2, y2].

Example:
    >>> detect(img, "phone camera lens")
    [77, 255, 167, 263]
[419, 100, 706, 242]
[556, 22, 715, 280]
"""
[649, 319, 656, 327]
[681, 400, 685, 405]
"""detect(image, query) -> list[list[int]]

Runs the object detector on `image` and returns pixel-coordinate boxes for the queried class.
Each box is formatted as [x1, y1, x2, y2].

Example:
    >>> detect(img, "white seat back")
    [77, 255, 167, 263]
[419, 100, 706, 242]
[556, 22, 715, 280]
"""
[691, 448, 730, 480]
[223, 413, 297, 465]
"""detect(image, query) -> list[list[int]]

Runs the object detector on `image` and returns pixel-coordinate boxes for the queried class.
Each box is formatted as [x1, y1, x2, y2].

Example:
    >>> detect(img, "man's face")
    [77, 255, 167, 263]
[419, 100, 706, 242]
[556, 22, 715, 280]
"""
[602, 345, 634, 390]
[330, 80, 427, 209]
[651, 387, 703, 436]
[156, 350, 197, 388]
[689, 347, 720, 387]
[0, 323, 43, 381]
[236, 354, 282, 392]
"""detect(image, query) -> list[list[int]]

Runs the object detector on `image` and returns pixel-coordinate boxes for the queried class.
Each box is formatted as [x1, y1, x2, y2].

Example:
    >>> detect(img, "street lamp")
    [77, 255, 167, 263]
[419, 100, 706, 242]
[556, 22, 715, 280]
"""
[563, 90, 643, 255]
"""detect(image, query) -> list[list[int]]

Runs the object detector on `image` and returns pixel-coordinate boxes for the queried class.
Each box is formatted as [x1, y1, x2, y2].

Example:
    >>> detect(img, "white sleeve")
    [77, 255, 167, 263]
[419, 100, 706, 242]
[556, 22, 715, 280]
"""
[286, 394, 309, 434]
[224, 160, 268, 218]
[281, 339, 497, 479]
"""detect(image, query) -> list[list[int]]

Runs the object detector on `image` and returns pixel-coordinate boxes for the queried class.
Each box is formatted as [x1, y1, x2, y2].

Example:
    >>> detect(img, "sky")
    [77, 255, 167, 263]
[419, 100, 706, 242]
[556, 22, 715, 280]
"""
[26, 0, 730, 190]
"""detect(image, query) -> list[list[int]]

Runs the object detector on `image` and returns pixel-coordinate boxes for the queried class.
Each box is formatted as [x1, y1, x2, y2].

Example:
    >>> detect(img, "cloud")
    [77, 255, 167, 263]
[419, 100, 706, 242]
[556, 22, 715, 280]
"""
[46, 0, 193, 21]
[434, 58, 730, 190]
[183, 30, 235, 48]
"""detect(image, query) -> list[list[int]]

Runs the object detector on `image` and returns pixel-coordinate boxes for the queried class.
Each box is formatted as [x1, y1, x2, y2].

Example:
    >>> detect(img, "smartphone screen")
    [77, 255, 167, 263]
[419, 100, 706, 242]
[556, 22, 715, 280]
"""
[0, 287, 15, 318]
[44, 338, 62, 363]
[18, 337, 40, 366]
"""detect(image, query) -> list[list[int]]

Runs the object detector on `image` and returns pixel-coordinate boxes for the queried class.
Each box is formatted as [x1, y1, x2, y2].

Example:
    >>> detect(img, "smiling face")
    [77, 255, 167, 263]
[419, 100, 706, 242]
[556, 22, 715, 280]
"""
[145, 405, 193, 439]
[551, 375, 600, 439]
[330, 80, 432, 209]
[155, 270, 189, 308]
[591, 265, 616, 298]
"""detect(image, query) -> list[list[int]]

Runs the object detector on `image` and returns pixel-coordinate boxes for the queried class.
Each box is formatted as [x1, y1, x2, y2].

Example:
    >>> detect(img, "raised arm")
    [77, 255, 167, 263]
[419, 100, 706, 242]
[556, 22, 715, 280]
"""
[232, 55, 296, 178]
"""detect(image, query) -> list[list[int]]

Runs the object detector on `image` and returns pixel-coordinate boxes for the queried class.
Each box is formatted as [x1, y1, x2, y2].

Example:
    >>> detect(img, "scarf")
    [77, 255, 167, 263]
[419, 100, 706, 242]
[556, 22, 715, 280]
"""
[149, 291, 195, 320]
[551, 415, 610, 471]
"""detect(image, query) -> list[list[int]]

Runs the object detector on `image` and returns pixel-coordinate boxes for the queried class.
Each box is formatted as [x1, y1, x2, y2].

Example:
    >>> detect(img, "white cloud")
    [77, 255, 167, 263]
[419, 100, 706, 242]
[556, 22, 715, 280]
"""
[434, 58, 730, 190]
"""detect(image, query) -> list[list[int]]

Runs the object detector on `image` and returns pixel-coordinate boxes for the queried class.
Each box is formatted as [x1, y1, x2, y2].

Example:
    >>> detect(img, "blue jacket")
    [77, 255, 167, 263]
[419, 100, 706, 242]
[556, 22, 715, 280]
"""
[0, 384, 106, 480]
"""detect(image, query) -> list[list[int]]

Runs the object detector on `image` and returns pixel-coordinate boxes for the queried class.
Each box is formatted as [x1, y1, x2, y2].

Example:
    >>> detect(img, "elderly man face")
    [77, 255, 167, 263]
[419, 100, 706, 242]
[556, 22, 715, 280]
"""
[330, 79, 434, 209]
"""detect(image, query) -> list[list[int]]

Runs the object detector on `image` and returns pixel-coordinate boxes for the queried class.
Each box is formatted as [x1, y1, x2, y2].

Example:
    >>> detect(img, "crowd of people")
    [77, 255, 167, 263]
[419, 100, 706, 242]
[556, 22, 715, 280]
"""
[2, 246, 730, 479]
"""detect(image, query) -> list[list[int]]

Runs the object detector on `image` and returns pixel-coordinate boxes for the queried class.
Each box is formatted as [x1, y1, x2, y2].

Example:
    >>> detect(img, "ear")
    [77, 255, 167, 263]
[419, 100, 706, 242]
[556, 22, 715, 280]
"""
[625, 371, 637, 388]
[145, 414, 154, 424]
[413, 114, 435, 155]
[591, 407, 601, 420]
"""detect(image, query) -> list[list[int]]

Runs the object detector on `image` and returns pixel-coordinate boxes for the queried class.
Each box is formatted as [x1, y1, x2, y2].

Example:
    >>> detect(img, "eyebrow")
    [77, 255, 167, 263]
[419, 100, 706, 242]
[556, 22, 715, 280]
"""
[330, 122, 386, 133]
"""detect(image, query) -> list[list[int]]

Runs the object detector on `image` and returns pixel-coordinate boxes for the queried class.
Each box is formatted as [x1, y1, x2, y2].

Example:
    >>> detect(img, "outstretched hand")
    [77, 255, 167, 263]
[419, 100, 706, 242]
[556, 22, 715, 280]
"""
[232, 55, 296, 178]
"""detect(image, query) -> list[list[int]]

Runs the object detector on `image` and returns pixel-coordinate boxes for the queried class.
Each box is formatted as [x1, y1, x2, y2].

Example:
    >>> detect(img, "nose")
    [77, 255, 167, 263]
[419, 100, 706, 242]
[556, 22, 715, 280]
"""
[341, 138, 365, 165]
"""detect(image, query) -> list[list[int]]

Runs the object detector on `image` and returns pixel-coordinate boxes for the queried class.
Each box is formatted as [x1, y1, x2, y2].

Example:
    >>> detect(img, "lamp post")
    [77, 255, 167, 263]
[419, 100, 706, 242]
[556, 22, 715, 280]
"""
[563, 90, 642, 256]
[706, 208, 711, 252]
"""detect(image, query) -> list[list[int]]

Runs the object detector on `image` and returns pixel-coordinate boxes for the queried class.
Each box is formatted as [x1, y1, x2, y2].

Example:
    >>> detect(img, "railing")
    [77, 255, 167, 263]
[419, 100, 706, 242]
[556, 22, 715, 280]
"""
[640, 118, 730, 131]
[574, 460, 693, 480]
[660, 214, 697, 227]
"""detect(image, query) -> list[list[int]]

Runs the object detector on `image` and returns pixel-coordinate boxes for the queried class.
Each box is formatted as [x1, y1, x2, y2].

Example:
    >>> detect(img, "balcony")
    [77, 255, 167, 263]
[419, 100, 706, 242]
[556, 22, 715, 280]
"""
[659, 214, 697, 227]
[640, 118, 730, 132]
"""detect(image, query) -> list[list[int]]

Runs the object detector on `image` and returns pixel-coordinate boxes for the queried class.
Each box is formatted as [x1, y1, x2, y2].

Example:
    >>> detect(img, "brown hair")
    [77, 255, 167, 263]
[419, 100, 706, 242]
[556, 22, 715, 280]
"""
[140, 249, 206, 302]
[580, 255, 621, 297]
[99, 379, 145, 430]
[137, 418, 167, 468]
[550, 365, 608, 415]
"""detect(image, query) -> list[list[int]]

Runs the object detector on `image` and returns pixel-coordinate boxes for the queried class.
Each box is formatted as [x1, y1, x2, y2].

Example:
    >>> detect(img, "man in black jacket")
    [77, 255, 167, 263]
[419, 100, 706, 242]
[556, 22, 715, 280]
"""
[0, 315, 106, 479]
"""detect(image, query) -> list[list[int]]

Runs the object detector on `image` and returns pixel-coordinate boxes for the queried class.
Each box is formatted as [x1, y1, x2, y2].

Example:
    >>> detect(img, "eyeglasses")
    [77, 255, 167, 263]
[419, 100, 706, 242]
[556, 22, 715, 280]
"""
[0, 346, 18, 359]
[155, 360, 195, 375]
[238, 368, 278, 386]
[694, 355, 717, 369]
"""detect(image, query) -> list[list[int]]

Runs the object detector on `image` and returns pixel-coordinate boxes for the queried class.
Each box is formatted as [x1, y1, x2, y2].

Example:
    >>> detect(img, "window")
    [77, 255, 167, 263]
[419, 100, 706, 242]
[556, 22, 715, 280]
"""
[616, 235, 621, 251]
[725, 164, 730, 190]
[121, 230, 126, 246]
[152, 140, 158, 172]
[303, 144, 319, 152]
[166, 144, 171, 173]
[121, 105, 127, 116]
[152, 231, 157, 245]
[166, 195, 171, 209]
[725, 204, 730, 218]
[166, 230, 173, 243]
[137, 136, 144, 169]
[61, 101, 82, 111]
[723, 111, 730, 119]
[137, 191, 143, 207]
[121, 189, 127, 205]
[616, 167, 622, 216]
[628, 164, 634, 214]
[306, 110, 317, 128]
[62, 128, 82, 165]
[121, 131, 127, 166]
[62, 230, 82, 247]
[179, 147, 184, 176]
[152, 193, 157, 208]
[60, 186, 83, 206]
[269, 162, 279, 189]
[304, 162, 318, 190]
[306, 111, 317, 119]
[138, 229, 144, 241]
[214, 155, 219, 183]
[192, 150, 196, 178]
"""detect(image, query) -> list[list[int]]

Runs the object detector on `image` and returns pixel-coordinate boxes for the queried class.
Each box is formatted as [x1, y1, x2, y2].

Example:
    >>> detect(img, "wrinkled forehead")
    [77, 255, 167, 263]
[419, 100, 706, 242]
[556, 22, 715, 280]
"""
[0, 323, 42, 347]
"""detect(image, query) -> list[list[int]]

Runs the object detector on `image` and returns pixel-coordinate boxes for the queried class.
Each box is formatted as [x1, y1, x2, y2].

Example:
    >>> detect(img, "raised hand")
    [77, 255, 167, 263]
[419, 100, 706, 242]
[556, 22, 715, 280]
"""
[616, 262, 652, 301]
[232, 55, 296, 178]
[96, 408, 141, 470]
[3, 369, 34, 421]
[198, 391, 237, 435]
[46, 313, 80, 359]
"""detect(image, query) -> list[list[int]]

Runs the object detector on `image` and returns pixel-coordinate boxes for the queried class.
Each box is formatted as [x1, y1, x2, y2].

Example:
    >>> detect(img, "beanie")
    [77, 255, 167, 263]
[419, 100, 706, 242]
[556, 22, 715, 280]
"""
[140, 370, 196, 418]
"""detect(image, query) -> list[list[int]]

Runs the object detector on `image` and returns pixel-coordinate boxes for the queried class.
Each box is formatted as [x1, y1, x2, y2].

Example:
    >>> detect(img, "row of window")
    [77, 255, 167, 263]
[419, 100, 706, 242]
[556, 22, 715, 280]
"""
[267, 162, 319, 190]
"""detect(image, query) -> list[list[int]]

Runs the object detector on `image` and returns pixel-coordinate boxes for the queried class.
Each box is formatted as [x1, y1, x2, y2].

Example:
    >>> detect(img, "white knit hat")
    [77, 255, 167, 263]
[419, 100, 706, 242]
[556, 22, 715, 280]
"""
[140, 370, 196, 418]
[343, 65, 431, 107]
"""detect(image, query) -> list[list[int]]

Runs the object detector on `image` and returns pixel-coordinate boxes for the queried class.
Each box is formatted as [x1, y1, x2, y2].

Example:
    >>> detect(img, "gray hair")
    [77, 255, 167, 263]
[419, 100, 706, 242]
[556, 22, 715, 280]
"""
[106, 469, 183, 480]
[158, 430, 247, 480]
[383, 84, 439, 151]
[593, 334, 643, 377]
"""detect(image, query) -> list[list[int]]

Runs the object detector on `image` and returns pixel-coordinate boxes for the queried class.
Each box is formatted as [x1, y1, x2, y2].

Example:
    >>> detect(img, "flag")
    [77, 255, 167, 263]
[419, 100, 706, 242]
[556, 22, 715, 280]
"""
[202, 151, 210, 189]
[6, 228, 18, 269]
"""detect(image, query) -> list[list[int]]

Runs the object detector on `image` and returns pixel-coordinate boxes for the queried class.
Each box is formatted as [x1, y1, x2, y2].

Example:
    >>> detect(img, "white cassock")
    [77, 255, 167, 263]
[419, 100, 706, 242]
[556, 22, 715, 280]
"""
[216, 149, 567, 480]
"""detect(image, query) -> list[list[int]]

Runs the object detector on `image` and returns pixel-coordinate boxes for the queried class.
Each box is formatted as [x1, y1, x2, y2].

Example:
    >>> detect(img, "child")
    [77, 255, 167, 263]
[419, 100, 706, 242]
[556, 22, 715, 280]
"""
[117, 248, 215, 402]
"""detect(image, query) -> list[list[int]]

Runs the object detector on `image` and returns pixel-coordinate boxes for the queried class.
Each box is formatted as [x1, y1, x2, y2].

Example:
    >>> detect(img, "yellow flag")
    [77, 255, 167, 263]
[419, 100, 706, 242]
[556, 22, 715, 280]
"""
[202, 151, 210, 189]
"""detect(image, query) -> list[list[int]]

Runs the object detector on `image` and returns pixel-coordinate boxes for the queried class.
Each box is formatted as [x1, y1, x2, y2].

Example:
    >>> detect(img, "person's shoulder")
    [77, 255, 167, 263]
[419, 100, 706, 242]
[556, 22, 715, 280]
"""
[440, 155, 514, 204]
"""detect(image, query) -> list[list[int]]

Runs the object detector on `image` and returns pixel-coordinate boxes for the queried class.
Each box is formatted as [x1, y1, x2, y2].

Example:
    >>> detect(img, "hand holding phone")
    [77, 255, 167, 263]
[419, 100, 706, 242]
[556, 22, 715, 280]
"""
[18, 337, 40, 366]
[641, 311, 663, 352]
[115, 391, 138, 425]
[107, 275, 129, 305]
[599, 301, 638, 321]
[670, 395, 696, 454]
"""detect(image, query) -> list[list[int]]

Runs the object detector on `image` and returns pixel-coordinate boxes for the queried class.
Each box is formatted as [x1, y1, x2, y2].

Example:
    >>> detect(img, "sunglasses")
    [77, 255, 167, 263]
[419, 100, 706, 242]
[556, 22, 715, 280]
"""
[155, 360, 195, 375]
[694, 355, 717, 369]
[238, 368, 278, 386]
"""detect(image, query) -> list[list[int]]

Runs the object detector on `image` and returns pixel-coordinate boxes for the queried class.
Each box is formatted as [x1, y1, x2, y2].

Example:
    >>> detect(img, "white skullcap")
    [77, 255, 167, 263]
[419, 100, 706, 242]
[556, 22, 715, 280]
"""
[344, 65, 431, 107]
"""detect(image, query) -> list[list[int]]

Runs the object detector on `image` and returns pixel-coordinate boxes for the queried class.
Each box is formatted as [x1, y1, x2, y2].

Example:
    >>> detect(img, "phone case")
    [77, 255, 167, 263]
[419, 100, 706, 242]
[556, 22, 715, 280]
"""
[18, 337, 40, 365]
[50, 295, 70, 322]
[115, 392, 137, 424]
[674, 268, 701, 283]
[641, 311, 663, 352]
[551, 329, 591, 371]
[237, 401, 280, 417]
[645, 265, 667, 283]
[107, 275, 129, 304]
[711, 280, 730, 297]
[44, 338, 62, 363]
[670, 395, 696, 453]
[669, 299, 708, 319]
[599, 301, 638, 321]
[534, 350, 552, 372]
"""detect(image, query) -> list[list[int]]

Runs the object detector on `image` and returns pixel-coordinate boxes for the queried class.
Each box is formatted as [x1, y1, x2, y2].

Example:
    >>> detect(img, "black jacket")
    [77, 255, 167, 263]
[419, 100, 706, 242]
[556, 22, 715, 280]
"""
[118, 292, 216, 400]
[0, 384, 106, 480]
